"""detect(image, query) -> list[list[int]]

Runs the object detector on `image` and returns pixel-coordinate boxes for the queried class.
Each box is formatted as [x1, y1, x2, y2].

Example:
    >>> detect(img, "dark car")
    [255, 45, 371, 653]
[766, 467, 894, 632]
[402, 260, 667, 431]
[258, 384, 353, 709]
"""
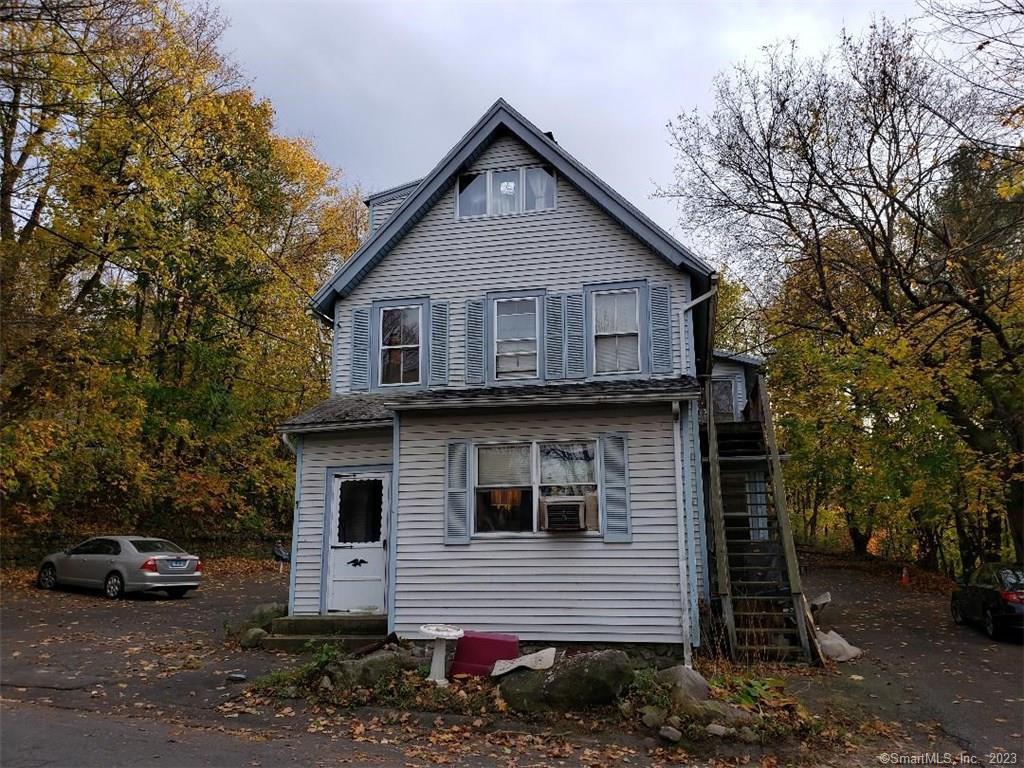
[951, 562, 1024, 639]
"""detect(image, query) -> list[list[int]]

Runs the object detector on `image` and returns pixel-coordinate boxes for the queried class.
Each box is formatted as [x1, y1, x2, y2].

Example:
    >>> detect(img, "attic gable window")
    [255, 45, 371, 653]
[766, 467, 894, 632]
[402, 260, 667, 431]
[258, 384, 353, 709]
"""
[457, 166, 555, 219]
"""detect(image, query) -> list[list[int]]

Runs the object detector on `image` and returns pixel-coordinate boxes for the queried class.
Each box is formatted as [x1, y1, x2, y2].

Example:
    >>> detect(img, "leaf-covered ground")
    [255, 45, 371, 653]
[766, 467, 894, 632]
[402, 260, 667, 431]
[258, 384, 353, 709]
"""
[2, 558, 1018, 766]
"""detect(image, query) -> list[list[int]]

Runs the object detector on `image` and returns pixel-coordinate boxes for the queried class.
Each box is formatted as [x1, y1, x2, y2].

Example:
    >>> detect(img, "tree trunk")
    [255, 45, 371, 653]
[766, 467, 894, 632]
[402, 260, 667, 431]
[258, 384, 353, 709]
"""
[848, 526, 872, 557]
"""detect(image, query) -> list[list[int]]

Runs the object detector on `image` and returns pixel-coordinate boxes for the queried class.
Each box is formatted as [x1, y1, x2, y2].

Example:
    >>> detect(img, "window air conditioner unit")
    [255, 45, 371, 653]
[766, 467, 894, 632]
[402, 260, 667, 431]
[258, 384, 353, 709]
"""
[541, 499, 586, 532]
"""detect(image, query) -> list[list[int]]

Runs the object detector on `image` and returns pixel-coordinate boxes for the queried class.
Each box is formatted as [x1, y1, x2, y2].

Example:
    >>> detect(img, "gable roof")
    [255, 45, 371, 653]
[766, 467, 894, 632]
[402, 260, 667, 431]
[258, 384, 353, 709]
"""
[312, 98, 715, 319]
[363, 178, 423, 205]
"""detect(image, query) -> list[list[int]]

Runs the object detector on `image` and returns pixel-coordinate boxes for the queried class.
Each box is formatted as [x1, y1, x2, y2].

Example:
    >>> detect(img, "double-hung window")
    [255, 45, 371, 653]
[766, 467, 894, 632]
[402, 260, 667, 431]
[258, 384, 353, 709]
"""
[457, 165, 555, 219]
[494, 297, 538, 379]
[473, 440, 599, 534]
[475, 444, 534, 533]
[593, 288, 641, 374]
[379, 306, 421, 385]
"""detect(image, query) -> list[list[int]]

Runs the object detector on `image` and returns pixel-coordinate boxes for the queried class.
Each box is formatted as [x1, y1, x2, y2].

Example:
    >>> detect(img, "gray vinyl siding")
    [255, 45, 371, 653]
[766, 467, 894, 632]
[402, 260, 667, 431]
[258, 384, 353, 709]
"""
[368, 194, 411, 234]
[334, 134, 693, 393]
[393, 406, 695, 644]
[292, 429, 392, 615]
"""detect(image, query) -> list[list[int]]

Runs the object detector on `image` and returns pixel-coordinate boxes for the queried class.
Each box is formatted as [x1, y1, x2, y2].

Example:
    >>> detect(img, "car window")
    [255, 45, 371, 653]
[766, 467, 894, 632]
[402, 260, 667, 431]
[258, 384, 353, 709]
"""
[996, 567, 1024, 590]
[95, 539, 121, 556]
[968, 566, 987, 586]
[70, 539, 102, 555]
[130, 539, 185, 554]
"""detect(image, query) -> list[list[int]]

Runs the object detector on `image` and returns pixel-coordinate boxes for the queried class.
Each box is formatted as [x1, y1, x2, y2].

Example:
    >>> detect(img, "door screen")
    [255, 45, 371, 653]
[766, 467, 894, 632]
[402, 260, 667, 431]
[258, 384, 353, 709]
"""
[337, 479, 383, 544]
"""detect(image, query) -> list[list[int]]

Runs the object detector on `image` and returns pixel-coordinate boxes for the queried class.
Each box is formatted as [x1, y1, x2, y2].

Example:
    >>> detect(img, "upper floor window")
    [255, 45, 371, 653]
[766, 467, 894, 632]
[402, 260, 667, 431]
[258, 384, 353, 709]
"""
[593, 288, 640, 374]
[494, 297, 538, 380]
[457, 165, 555, 219]
[380, 306, 421, 385]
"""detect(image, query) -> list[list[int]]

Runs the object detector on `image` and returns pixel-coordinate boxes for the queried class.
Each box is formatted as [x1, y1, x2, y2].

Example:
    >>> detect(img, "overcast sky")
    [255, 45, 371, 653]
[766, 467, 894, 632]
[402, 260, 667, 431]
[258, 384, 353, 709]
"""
[217, 0, 917, 245]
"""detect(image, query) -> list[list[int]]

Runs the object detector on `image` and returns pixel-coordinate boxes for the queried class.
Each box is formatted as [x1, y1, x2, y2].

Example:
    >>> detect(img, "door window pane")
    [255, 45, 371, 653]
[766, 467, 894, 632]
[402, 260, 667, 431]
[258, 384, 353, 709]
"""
[337, 478, 383, 544]
[491, 170, 521, 216]
[712, 379, 736, 422]
[524, 166, 555, 211]
[458, 173, 487, 217]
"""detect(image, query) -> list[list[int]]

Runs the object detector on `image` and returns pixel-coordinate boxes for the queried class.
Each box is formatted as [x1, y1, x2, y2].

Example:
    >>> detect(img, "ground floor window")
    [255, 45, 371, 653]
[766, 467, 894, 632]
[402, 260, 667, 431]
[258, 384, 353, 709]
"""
[473, 440, 599, 534]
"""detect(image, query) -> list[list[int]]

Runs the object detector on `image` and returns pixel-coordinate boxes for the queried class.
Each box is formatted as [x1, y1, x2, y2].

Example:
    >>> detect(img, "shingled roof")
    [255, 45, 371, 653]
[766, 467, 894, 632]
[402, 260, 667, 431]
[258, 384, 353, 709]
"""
[278, 394, 392, 433]
[279, 376, 700, 433]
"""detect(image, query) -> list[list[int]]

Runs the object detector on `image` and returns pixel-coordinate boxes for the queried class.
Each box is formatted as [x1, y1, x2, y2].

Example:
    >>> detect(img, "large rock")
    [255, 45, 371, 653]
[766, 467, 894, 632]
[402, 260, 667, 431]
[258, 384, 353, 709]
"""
[499, 650, 634, 713]
[240, 627, 267, 649]
[640, 705, 667, 729]
[248, 602, 288, 630]
[656, 665, 711, 702]
[498, 668, 548, 713]
[325, 649, 419, 689]
[545, 650, 633, 708]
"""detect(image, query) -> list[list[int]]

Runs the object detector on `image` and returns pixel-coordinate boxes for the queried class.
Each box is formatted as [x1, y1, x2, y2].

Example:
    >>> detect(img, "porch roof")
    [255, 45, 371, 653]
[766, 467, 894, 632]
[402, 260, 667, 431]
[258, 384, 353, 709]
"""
[279, 376, 701, 433]
[278, 393, 393, 434]
[384, 375, 700, 411]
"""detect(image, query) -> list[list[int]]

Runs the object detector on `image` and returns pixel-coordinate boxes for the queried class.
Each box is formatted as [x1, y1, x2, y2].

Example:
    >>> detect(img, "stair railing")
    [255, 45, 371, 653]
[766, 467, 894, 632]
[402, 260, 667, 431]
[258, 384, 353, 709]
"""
[755, 374, 812, 661]
[704, 378, 738, 656]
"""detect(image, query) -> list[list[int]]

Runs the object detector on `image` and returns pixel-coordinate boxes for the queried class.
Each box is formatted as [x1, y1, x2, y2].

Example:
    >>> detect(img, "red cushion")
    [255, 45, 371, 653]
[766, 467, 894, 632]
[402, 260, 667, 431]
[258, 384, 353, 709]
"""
[450, 630, 520, 676]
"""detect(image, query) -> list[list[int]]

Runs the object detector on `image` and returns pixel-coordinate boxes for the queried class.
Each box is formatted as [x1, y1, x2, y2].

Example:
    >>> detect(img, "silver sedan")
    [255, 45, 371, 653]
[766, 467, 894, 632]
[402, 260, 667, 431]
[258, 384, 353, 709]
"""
[37, 536, 203, 599]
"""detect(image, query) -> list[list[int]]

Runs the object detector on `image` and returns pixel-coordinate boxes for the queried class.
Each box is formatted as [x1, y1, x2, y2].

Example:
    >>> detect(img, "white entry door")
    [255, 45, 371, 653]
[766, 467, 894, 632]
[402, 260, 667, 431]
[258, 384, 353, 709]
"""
[327, 473, 389, 613]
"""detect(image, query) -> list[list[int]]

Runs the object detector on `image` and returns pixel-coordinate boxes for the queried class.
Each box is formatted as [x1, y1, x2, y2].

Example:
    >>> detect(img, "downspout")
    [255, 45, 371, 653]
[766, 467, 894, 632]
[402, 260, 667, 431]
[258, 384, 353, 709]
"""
[281, 431, 302, 616]
[672, 400, 693, 668]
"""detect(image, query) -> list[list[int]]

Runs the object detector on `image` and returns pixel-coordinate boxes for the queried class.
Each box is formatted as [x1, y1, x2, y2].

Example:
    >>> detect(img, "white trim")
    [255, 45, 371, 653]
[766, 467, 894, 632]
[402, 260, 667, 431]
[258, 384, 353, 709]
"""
[591, 287, 642, 376]
[378, 304, 423, 387]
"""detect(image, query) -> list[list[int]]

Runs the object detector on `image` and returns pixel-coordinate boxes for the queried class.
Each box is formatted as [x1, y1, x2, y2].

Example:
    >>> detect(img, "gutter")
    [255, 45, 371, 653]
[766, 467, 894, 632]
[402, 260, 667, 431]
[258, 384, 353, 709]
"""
[385, 390, 700, 412]
[672, 401, 694, 667]
[276, 419, 394, 435]
[681, 273, 720, 377]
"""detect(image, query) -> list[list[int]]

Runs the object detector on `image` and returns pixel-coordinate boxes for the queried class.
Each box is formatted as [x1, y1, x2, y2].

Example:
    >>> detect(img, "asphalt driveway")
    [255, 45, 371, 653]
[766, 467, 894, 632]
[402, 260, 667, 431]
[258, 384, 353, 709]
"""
[801, 555, 1023, 762]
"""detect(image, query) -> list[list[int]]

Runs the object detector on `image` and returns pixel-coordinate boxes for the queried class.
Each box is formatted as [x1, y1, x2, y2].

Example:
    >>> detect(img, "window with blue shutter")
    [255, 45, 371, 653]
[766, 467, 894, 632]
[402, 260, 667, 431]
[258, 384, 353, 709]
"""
[600, 432, 631, 542]
[429, 302, 449, 386]
[465, 298, 485, 385]
[543, 294, 565, 380]
[350, 307, 370, 390]
[565, 293, 586, 379]
[445, 440, 471, 544]
[649, 284, 673, 374]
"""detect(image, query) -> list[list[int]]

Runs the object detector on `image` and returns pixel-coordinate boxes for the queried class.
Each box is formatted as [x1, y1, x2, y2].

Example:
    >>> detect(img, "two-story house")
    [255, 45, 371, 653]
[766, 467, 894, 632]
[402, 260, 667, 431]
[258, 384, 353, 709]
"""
[278, 99, 811, 661]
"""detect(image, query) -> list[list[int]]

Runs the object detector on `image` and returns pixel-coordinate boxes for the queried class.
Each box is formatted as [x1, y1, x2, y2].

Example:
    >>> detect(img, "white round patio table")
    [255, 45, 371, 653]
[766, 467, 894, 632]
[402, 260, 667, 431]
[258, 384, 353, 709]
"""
[419, 624, 464, 687]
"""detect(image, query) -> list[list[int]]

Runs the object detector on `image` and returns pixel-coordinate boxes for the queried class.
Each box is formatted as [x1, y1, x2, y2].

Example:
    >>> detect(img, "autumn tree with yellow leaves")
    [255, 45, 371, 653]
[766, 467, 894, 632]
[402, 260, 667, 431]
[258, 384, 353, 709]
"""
[1, 0, 365, 540]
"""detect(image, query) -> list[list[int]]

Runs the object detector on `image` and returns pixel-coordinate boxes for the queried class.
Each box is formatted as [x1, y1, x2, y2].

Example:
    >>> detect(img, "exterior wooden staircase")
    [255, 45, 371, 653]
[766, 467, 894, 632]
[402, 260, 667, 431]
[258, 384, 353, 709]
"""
[703, 375, 813, 662]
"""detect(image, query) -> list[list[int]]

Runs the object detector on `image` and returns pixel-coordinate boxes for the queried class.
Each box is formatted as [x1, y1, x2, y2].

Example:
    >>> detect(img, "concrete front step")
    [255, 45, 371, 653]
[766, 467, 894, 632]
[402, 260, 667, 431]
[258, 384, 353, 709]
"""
[261, 634, 386, 653]
[270, 614, 387, 637]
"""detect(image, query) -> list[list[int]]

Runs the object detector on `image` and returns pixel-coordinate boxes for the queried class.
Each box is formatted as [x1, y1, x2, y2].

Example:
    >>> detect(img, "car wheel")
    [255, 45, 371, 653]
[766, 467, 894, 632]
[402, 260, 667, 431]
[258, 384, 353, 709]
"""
[951, 600, 965, 625]
[37, 564, 57, 590]
[984, 608, 1000, 640]
[165, 587, 188, 599]
[104, 572, 124, 599]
